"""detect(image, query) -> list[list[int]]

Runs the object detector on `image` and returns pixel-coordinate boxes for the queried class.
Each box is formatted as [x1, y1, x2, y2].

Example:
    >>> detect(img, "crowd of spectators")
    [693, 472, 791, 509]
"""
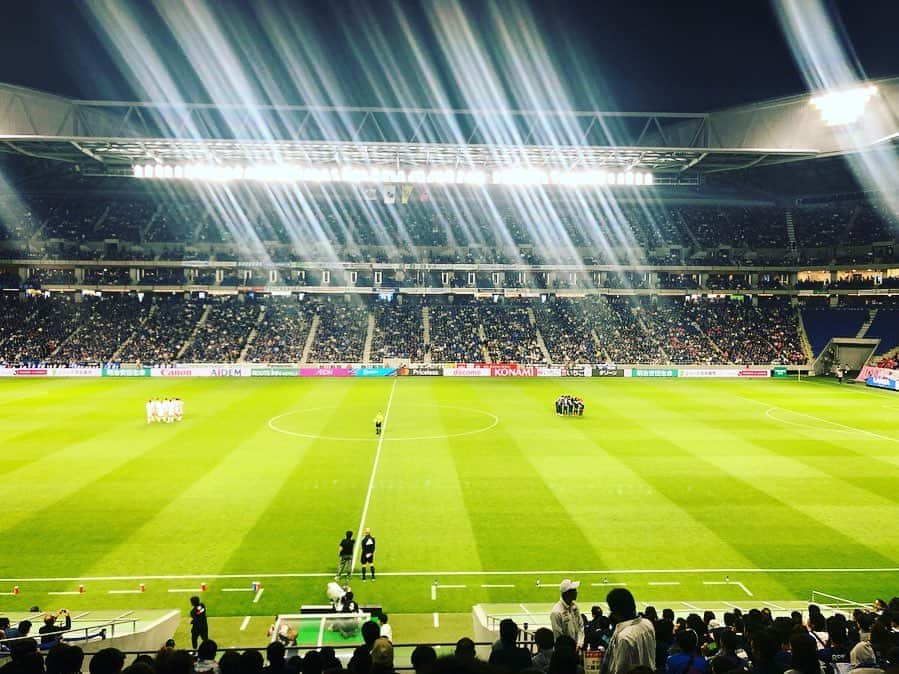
[428, 302, 484, 363]
[532, 299, 602, 364]
[0, 295, 83, 366]
[182, 299, 262, 363]
[244, 300, 316, 363]
[3, 595, 897, 674]
[3, 190, 897, 267]
[117, 296, 204, 366]
[370, 299, 425, 363]
[0, 293, 820, 366]
[480, 303, 544, 364]
[54, 297, 150, 366]
[307, 301, 369, 363]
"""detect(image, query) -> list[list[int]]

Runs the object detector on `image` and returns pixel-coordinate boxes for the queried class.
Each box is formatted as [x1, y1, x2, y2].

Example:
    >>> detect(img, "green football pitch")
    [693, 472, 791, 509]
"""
[1, 376, 897, 645]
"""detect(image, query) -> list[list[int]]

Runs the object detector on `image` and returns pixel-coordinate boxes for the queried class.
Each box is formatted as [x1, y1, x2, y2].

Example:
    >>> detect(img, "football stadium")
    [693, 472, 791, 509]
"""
[1, 1, 898, 672]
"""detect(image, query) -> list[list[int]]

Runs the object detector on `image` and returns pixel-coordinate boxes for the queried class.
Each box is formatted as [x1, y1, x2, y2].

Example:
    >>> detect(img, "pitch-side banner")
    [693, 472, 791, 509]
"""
[679, 368, 747, 378]
[51, 368, 103, 377]
[298, 367, 355, 377]
[867, 375, 899, 391]
[443, 367, 491, 377]
[250, 368, 299, 377]
[857, 365, 899, 383]
[102, 367, 151, 377]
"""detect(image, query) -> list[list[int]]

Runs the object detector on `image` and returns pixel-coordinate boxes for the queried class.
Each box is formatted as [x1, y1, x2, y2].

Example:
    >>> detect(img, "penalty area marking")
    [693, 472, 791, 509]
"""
[240, 616, 251, 631]
[482, 584, 515, 588]
[222, 588, 254, 592]
[267, 403, 499, 443]
[254, 588, 264, 603]
[108, 589, 141, 594]
[433, 613, 439, 628]
[648, 581, 680, 586]
[703, 580, 753, 596]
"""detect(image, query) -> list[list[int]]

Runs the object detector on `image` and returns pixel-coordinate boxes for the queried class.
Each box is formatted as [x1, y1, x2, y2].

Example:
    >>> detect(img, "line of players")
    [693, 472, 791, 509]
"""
[555, 395, 584, 416]
[146, 397, 184, 424]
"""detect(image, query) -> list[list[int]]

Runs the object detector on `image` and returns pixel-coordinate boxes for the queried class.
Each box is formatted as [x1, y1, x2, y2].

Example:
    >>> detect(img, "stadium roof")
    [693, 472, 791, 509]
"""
[0, 78, 896, 181]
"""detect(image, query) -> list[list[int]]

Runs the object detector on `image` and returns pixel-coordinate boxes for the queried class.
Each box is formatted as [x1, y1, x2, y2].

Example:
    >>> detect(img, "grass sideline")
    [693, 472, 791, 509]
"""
[1, 376, 897, 644]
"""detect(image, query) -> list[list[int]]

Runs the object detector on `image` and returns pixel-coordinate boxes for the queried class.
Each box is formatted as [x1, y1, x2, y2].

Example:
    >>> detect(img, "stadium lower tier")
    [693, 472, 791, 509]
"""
[0, 293, 810, 367]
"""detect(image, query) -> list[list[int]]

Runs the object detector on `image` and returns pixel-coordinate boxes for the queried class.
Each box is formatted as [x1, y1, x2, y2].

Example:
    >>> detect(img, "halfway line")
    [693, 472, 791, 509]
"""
[352, 378, 397, 574]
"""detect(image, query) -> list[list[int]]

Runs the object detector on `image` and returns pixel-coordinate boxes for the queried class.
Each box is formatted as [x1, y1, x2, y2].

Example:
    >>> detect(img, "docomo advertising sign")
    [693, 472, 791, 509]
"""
[443, 367, 491, 377]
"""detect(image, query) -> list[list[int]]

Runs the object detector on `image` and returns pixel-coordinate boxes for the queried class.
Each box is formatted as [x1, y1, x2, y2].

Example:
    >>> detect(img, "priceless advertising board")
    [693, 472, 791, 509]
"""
[631, 368, 678, 378]
[14, 369, 48, 376]
[102, 367, 151, 377]
[867, 375, 899, 391]
[250, 368, 299, 377]
[397, 366, 443, 376]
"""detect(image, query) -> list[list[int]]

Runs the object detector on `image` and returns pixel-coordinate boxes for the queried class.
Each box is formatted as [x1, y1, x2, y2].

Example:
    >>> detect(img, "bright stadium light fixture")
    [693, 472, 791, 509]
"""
[645, 172, 654, 186]
[810, 85, 878, 126]
[493, 167, 548, 186]
[132, 165, 144, 178]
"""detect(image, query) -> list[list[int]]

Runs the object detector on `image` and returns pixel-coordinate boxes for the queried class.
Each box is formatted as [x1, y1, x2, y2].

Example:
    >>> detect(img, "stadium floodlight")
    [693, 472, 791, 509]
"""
[492, 167, 548, 186]
[131, 162, 655, 187]
[810, 85, 878, 126]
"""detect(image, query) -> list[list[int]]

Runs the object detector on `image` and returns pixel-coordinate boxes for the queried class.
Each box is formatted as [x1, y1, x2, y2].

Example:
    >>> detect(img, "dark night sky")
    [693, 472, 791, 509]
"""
[0, 0, 896, 112]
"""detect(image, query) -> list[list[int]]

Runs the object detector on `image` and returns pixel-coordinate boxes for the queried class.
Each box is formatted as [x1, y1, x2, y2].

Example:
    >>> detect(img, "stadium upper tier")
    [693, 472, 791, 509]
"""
[0, 294, 810, 368]
[0, 189, 896, 267]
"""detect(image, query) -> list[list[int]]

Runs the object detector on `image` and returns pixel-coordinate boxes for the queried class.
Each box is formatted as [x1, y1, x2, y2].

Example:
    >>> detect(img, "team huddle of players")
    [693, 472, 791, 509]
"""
[555, 395, 585, 416]
[145, 398, 184, 424]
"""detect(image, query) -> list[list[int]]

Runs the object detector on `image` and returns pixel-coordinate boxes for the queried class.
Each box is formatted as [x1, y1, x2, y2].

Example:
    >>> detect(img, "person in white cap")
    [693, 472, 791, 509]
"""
[551, 579, 584, 651]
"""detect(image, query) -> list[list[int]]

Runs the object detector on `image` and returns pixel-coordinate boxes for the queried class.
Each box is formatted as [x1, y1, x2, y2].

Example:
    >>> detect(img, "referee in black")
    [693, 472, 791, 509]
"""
[360, 528, 376, 582]
[337, 530, 355, 582]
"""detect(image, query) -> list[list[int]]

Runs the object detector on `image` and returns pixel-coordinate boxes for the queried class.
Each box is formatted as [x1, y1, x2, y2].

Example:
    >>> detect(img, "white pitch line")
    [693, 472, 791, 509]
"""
[167, 588, 200, 593]
[519, 604, 534, 618]
[437, 584, 467, 589]
[724, 602, 743, 610]
[763, 601, 787, 611]
[431, 585, 436, 601]
[433, 612, 439, 628]
[221, 588, 254, 592]
[735, 393, 899, 444]
[6, 566, 898, 583]
[482, 584, 515, 588]
[649, 581, 681, 586]
[240, 616, 251, 631]
[682, 602, 701, 610]
[591, 582, 627, 586]
[47, 591, 81, 595]
[115, 611, 133, 619]
[703, 581, 753, 596]
[108, 590, 141, 594]
[253, 588, 264, 603]
[352, 378, 397, 575]
[72, 612, 90, 620]
[317, 617, 325, 648]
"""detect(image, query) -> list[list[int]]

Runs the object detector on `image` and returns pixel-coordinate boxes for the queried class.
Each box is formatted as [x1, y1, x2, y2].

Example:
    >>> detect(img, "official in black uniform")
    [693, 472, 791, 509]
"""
[189, 595, 208, 649]
[337, 530, 355, 581]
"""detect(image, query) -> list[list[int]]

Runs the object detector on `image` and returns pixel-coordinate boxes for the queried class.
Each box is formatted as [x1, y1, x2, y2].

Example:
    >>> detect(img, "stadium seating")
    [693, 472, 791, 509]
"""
[800, 308, 869, 355]
[865, 309, 899, 355]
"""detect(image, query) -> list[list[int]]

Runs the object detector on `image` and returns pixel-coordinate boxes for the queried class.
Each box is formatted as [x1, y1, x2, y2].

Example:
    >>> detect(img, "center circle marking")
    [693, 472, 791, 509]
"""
[267, 404, 499, 442]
